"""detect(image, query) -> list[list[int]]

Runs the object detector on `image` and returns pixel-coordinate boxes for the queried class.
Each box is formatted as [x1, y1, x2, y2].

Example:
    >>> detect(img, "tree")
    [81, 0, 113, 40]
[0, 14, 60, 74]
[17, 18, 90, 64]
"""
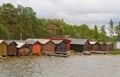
[115, 22, 120, 41]
[0, 3, 17, 39]
[0, 3, 116, 41]
[109, 19, 116, 42]
[62, 24, 76, 38]
[109, 19, 114, 38]
[15, 5, 36, 40]
[32, 18, 47, 38]
[46, 19, 63, 37]
[0, 24, 9, 39]
[0, 3, 16, 24]
[93, 25, 99, 40]
[99, 25, 107, 42]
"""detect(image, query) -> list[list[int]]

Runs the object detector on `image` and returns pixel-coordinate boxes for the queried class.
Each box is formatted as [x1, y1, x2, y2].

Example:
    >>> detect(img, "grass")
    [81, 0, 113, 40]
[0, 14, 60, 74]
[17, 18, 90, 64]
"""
[109, 49, 120, 55]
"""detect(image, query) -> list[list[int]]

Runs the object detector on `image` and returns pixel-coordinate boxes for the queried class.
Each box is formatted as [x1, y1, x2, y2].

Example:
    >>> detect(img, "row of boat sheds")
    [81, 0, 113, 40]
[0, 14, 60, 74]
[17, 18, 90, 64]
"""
[0, 38, 114, 57]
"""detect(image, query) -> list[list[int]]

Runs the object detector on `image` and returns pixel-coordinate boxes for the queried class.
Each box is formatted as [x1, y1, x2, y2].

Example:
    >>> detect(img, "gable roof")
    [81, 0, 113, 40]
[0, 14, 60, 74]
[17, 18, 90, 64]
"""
[90, 41, 100, 45]
[0, 40, 7, 45]
[14, 40, 26, 43]
[26, 39, 38, 45]
[38, 39, 50, 44]
[52, 40, 63, 44]
[16, 42, 26, 48]
[26, 39, 50, 44]
[5, 40, 17, 45]
[13, 40, 26, 48]
[0, 40, 4, 44]
[71, 39, 88, 45]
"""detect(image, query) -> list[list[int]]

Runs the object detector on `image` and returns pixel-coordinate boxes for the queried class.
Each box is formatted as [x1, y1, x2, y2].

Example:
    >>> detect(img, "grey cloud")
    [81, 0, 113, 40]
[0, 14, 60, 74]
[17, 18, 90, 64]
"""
[0, 0, 120, 27]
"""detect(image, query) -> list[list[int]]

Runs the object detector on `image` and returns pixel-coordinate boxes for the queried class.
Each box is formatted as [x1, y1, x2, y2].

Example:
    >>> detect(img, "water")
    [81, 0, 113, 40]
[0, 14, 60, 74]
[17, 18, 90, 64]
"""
[0, 55, 120, 77]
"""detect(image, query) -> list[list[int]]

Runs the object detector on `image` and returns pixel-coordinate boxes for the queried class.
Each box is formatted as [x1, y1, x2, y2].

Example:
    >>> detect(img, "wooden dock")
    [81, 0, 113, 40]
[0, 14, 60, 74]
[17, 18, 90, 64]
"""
[91, 51, 108, 54]
[42, 51, 69, 58]
[53, 54, 68, 58]
[83, 51, 92, 55]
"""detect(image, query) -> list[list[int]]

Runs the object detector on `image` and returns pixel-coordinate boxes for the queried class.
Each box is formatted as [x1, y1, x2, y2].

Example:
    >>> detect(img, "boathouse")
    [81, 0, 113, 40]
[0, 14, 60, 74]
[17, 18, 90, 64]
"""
[70, 39, 90, 52]
[6, 41, 17, 56]
[0, 40, 7, 57]
[52, 40, 67, 53]
[90, 41, 100, 51]
[26, 39, 42, 55]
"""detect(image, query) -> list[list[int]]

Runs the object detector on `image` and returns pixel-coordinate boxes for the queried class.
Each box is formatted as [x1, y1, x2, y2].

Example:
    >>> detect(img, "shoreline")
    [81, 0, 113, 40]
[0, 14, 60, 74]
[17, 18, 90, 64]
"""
[0, 51, 120, 59]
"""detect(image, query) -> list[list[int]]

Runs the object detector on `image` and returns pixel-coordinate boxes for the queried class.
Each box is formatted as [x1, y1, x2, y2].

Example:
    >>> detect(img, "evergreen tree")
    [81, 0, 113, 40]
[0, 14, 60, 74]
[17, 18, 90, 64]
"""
[99, 25, 107, 42]
[93, 25, 99, 40]
[109, 19, 114, 38]
[109, 19, 116, 42]
[115, 22, 120, 41]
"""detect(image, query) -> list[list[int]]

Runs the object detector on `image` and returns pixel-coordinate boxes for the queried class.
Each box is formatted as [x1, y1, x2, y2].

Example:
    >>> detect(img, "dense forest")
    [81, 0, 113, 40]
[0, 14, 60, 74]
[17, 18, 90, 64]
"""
[0, 3, 120, 42]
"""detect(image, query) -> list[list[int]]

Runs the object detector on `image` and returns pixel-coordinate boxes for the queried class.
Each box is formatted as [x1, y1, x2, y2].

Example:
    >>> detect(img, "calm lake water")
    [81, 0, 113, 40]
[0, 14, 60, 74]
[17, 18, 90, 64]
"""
[0, 55, 120, 77]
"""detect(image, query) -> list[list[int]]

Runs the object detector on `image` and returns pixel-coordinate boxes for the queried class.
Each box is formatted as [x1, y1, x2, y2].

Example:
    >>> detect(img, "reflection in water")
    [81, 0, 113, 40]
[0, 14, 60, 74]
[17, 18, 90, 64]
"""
[0, 55, 120, 77]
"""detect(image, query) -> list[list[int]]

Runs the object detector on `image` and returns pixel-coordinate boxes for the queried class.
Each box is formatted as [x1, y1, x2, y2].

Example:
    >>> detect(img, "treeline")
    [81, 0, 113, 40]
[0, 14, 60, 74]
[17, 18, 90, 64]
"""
[0, 3, 120, 42]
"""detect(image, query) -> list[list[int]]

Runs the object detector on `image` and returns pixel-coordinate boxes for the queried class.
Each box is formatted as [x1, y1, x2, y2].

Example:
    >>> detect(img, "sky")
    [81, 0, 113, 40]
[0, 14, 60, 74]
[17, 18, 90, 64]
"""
[0, 0, 120, 28]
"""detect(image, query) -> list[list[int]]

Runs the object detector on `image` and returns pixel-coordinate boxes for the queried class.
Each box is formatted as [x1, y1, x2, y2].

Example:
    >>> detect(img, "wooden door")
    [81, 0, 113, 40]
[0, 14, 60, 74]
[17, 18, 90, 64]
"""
[1, 43, 7, 56]
[33, 44, 41, 54]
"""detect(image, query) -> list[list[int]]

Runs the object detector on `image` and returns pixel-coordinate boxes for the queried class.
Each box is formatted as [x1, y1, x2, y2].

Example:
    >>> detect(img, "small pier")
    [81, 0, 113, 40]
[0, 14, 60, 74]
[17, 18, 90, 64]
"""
[42, 51, 69, 58]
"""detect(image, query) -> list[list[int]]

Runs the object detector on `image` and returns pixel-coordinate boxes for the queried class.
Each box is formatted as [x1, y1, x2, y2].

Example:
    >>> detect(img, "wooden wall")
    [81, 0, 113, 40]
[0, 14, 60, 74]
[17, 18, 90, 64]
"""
[84, 41, 90, 51]
[55, 41, 67, 53]
[42, 41, 55, 53]
[0, 42, 7, 56]
[7, 42, 17, 56]
[17, 45, 30, 56]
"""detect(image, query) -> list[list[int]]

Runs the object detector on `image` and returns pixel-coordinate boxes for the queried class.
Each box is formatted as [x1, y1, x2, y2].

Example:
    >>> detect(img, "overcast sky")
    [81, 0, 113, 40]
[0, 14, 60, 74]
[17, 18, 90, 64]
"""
[0, 0, 120, 28]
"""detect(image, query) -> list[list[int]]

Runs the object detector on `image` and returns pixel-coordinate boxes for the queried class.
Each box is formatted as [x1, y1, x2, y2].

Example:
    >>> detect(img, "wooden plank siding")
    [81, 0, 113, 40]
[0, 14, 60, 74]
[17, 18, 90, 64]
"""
[106, 42, 114, 51]
[70, 39, 90, 52]
[26, 39, 42, 55]
[42, 41, 55, 54]
[0, 40, 7, 57]
[93, 43, 100, 51]
[7, 41, 17, 56]
[26, 39, 55, 54]
[100, 42, 107, 51]
[17, 44, 30, 56]
[32, 42, 41, 55]
[52, 40, 67, 53]
[44, 38, 71, 51]
[90, 42, 101, 51]
[84, 40, 90, 51]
